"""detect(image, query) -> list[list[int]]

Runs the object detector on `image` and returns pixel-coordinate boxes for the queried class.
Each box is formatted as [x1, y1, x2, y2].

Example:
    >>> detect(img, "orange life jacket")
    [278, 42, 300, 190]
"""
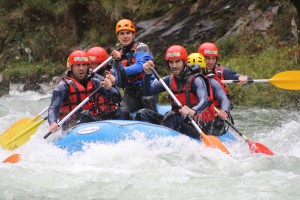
[120, 42, 145, 83]
[59, 77, 117, 120]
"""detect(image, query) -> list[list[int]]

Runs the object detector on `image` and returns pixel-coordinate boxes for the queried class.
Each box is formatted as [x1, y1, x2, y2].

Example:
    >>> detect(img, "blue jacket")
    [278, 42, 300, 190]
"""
[113, 41, 155, 88]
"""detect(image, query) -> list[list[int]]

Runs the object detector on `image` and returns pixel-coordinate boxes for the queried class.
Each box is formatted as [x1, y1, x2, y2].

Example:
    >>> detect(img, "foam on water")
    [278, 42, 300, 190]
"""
[1, 90, 300, 199]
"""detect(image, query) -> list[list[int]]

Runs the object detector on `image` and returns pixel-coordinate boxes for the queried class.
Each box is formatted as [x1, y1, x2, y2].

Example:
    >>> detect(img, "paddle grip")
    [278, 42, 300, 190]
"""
[43, 131, 51, 139]
[222, 79, 268, 84]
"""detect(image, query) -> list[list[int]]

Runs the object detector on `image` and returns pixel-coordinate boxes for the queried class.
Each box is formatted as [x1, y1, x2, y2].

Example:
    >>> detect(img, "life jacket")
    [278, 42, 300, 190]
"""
[169, 72, 216, 123]
[213, 64, 228, 93]
[207, 64, 229, 108]
[197, 78, 216, 123]
[120, 42, 145, 83]
[59, 77, 117, 120]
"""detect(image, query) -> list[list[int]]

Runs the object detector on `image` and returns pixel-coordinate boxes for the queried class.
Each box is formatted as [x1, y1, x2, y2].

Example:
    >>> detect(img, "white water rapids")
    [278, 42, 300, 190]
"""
[0, 85, 300, 200]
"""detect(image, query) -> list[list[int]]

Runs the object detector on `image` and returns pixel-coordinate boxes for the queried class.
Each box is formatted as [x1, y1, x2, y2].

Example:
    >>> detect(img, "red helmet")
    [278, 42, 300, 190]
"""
[198, 42, 218, 57]
[87, 47, 108, 64]
[165, 45, 188, 65]
[116, 19, 136, 34]
[67, 50, 89, 69]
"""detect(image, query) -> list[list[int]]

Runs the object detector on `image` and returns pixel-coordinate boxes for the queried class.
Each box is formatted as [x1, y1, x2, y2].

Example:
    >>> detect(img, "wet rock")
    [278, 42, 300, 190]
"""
[23, 82, 44, 94]
[216, 3, 280, 42]
[23, 73, 45, 94]
[0, 74, 10, 97]
[41, 75, 52, 84]
[135, 1, 291, 58]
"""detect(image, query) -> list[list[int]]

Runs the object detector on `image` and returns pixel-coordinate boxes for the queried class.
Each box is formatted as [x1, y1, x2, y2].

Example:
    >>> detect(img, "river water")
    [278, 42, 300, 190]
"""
[0, 85, 299, 200]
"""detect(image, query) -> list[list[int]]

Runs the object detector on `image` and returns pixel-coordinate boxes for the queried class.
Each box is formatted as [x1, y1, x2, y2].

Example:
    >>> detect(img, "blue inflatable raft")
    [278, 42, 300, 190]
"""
[55, 105, 237, 152]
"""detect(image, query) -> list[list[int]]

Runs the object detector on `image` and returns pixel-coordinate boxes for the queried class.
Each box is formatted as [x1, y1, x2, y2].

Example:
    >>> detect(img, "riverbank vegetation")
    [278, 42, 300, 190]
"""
[1, 0, 300, 108]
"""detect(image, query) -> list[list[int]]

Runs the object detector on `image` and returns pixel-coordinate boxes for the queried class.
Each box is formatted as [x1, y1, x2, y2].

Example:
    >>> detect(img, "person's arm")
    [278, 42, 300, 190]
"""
[93, 77, 120, 104]
[142, 73, 170, 96]
[178, 76, 208, 117]
[210, 78, 231, 119]
[122, 43, 153, 76]
[48, 81, 69, 132]
[111, 59, 128, 88]
[111, 50, 128, 88]
[223, 66, 251, 85]
[142, 60, 169, 96]
[222, 67, 241, 80]
[190, 77, 209, 113]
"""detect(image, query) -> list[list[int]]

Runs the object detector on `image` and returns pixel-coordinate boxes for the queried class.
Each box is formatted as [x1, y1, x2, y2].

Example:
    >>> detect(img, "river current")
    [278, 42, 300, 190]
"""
[0, 85, 299, 200]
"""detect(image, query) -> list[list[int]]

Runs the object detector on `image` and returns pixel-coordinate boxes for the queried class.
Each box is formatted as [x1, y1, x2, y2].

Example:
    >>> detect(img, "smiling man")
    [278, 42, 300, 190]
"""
[111, 19, 158, 113]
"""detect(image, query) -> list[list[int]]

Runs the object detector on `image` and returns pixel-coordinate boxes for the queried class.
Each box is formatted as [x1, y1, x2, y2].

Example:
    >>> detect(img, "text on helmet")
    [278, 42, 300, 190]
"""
[89, 56, 96, 61]
[167, 52, 181, 57]
[73, 57, 88, 61]
[204, 50, 218, 55]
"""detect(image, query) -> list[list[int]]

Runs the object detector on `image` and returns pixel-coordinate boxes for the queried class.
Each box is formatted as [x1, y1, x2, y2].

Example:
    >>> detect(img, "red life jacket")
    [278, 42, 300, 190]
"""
[206, 65, 229, 108]
[169, 73, 216, 123]
[197, 78, 216, 123]
[59, 77, 117, 120]
[120, 42, 145, 83]
[213, 64, 228, 94]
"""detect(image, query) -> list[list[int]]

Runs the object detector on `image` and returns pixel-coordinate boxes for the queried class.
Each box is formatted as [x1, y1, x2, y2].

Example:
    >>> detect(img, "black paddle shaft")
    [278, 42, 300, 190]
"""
[224, 119, 249, 142]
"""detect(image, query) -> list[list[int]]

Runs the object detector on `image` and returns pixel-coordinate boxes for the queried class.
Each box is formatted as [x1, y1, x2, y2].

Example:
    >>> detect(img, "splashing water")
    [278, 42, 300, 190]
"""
[0, 87, 300, 200]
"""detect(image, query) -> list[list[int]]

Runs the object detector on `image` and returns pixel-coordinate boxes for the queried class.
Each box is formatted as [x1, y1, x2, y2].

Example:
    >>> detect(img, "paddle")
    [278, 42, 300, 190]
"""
[43, 84, 103, 139]
[0, 108, 48, 150]
[222, 70, 300, 90]
[213, 107, 274, 155]
[2, 84, 104, 164]
[1, 57, 113, 163]
[0, 117, 47, 151]
[0, 56, 113, 151]
[2, 154, 20, 163]
[6, 107, 48, 130]
[150, 67, 230, 154]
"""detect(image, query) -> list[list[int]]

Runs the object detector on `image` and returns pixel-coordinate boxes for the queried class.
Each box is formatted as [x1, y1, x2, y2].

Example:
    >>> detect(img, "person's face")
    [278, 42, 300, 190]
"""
[204, 56, 217, 70]
[89, 62, 99, 70]
[168, 59, 185, 77]
[117, 30, 135, 46]
[71, 63, 89, 80]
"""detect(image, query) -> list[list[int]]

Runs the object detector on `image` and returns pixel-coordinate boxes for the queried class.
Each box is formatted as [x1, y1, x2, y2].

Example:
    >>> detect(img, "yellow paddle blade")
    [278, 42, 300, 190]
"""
[0, 118, 45, 150]
[269, 70, 300, 90]
[1, 113, 42, 136]
[2, 118, 33, 134]
[2, 154, 21, 163]
[200, 131, 230, 154]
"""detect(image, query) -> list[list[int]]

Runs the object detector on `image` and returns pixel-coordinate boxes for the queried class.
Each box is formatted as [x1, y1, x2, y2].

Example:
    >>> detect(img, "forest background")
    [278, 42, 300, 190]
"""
[1, 0, 300, 108]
